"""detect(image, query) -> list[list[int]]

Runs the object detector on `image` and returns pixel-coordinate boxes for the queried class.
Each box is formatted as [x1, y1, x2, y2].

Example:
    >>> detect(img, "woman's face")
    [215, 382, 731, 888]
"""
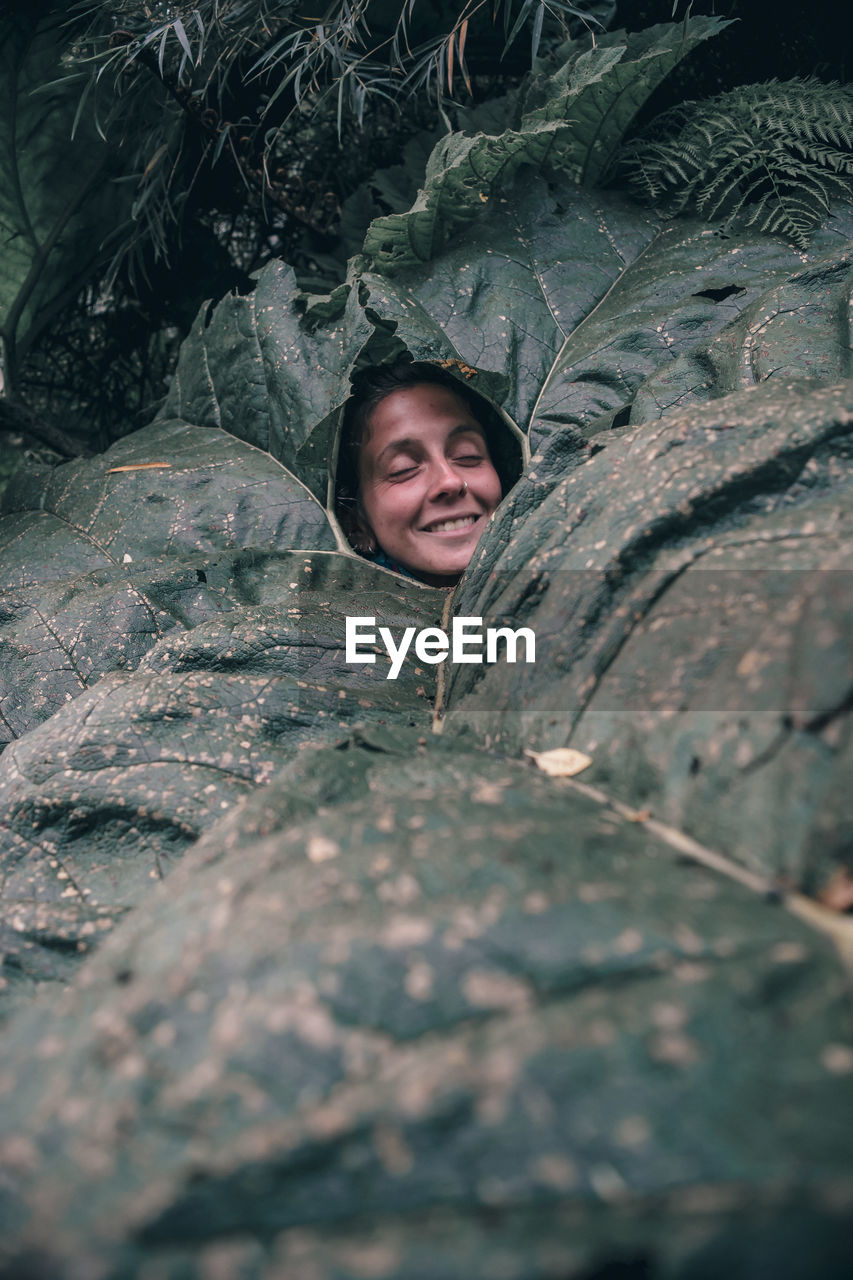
[358, 383, 502, 584]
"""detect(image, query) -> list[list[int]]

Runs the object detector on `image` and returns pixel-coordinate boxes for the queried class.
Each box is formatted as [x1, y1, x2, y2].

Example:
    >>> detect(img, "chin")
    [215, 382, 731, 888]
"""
[412, 535, 479, 577]
[414, 552, 472, 579]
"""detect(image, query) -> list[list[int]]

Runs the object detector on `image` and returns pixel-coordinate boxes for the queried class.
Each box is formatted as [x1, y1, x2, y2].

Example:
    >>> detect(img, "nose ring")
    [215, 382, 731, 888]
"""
[461, 481, 468, 494]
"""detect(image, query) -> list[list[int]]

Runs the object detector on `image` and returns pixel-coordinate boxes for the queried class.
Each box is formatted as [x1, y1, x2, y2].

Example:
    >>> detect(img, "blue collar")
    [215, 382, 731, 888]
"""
[370, 548, 419, 580]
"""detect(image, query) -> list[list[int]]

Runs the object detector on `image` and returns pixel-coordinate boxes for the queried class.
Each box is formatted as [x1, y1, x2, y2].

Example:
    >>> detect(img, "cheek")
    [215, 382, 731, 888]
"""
[479, 464, 503, 510]
[362, 483, 416, 533]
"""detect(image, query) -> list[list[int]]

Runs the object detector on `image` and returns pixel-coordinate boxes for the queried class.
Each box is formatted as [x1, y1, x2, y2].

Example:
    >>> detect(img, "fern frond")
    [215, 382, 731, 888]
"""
[618, 77, 853, 247]
[791, 142, 853, 174]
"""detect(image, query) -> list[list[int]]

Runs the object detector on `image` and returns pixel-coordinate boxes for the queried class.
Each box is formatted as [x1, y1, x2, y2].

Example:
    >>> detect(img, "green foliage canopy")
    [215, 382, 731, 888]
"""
[0, 11, 129, 399]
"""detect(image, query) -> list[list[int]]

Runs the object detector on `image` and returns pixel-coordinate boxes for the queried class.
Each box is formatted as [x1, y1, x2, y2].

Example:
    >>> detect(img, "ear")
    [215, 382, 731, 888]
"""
[352, 510, 377, 555]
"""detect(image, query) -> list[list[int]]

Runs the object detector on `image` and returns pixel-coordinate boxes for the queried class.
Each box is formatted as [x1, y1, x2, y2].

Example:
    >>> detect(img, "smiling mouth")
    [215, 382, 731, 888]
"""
[421, 514, 480, 534]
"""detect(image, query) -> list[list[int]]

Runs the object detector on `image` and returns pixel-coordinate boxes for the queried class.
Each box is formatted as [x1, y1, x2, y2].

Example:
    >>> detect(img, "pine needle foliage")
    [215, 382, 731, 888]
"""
[619, 78, 853, 248]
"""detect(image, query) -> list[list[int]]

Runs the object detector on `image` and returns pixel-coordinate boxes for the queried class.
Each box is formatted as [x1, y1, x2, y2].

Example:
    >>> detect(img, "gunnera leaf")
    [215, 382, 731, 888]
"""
[0, 543, 444, 1017]
[362, 16, 729, 276]
[157, 259, 376, 501]
[1, 733, 851, 1276]
[352, 171, 853, 460]
[520, 16, 733, 185]
[0, 416, 339, 747]
[444, 374, 853, 897]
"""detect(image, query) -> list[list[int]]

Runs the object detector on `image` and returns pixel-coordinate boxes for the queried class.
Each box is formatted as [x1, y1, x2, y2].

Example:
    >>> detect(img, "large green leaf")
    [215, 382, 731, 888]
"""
[361, 118, 572, 275]
[631, 245, 853, 418]
[0, 411, 444, 1014]
[0, 541, 443, 1019]
[0, 14, 129, 393]
[521, 17, 731, 184]
[447, 376, 853, 895]
[362, 17, 729, 276]
[0, 731, 851, 1276]
[159, 260, 376, 500]
[0, 416, 337, 748]
[354, 173, 853, 457]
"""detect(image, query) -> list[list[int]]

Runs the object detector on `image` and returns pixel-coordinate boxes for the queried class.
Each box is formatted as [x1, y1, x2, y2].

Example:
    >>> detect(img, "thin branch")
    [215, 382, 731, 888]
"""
[557, 772, 853, 975]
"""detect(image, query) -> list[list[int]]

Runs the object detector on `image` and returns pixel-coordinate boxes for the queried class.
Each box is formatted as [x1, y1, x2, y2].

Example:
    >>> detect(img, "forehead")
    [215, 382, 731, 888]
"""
[363, 383, 482, 448]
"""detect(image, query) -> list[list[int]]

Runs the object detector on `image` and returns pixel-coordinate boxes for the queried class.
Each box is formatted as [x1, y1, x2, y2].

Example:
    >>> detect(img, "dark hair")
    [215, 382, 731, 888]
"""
[335, 356, 518, 552]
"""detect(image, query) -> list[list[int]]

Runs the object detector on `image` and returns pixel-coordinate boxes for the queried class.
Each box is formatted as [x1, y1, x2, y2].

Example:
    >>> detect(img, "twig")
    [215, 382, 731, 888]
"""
[560, 773, 853, 974]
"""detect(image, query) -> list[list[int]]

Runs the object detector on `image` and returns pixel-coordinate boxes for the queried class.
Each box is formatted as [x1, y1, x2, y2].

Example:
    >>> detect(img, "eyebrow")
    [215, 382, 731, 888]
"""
[374, 423, 486, 468]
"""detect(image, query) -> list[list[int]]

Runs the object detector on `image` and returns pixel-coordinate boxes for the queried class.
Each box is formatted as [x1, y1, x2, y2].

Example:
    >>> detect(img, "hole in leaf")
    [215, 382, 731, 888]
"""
[692, 285, 747, 303]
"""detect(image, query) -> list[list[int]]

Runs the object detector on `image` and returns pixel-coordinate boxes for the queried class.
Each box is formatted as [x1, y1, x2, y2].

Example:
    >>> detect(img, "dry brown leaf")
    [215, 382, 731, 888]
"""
[106, 462, 171, 473]
[524, 747, 593, 778]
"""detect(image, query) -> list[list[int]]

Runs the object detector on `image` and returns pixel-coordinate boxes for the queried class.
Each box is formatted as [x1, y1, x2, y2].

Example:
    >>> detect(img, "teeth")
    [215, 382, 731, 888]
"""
[426, 516, 477, 533]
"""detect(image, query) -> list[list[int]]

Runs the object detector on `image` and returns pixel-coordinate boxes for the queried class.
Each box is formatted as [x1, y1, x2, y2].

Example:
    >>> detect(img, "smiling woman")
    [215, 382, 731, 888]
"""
[336, 359, 518, 586]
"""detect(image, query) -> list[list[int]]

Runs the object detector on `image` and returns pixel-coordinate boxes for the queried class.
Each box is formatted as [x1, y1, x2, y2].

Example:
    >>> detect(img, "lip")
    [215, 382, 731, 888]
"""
[419, 512, 482, 535]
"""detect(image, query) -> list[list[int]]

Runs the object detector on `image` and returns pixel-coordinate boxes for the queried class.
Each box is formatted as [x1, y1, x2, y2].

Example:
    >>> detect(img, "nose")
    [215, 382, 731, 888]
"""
[426, 457, 467, 500]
